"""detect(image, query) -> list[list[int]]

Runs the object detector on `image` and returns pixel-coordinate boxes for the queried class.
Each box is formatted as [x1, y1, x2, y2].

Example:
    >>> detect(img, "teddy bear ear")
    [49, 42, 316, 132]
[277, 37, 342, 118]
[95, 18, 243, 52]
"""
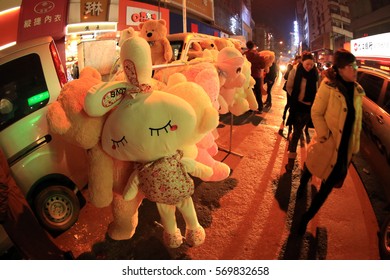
[138, 22, 144, 30]
[47, 101, 71, 135]
[158, 19, 166, 26]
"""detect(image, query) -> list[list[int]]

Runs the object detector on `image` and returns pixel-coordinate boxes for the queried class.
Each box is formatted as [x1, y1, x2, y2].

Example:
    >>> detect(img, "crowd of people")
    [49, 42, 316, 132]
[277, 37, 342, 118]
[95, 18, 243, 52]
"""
[0, 40, 364, 258]
[243, 42, 365, 236]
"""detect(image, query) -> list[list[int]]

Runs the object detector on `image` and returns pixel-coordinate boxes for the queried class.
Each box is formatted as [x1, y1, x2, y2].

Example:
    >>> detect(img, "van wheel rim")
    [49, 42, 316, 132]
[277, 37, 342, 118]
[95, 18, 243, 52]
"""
[43, 195, 72, 223]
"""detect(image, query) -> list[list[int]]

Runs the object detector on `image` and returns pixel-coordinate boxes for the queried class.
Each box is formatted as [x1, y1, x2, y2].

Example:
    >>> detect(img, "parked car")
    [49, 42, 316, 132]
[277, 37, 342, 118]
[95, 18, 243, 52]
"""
[356, 64, 390, 259]
[357, 66, 390, 170]
[0, 36, 89, 253]
[166, 32, 243, 63]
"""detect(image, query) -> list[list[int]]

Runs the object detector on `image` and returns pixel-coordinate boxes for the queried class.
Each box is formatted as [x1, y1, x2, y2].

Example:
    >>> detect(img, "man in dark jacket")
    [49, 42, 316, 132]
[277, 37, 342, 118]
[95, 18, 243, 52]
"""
[0, 148, 72, 259]
[264, 61, 278, 109]
[243, 41, 266, 113]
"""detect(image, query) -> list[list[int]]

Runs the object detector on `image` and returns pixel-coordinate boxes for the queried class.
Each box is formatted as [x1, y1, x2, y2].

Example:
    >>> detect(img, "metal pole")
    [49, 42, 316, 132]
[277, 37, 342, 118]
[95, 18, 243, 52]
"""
[183, 0, 187, 32]
[158, 0, 161, 19]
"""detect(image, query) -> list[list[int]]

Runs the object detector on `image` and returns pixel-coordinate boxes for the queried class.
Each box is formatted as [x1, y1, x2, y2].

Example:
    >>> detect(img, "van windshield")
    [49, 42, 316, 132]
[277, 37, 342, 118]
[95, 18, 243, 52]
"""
[169, 40, 184, 62]
[0, 54, 49, 130]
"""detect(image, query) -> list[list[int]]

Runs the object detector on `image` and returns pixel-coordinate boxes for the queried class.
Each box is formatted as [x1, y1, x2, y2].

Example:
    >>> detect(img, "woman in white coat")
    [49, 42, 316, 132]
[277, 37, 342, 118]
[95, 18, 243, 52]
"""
[296, 49, 365, 235]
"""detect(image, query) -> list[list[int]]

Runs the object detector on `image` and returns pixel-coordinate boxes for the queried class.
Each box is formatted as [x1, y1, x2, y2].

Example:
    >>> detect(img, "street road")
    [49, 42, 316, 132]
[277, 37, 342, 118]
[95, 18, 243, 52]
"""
[53, 72, 380, 260]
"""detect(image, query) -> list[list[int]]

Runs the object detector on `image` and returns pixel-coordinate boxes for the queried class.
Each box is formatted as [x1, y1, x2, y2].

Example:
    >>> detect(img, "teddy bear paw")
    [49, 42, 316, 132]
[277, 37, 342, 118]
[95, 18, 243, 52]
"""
[163, 228, 183, 248]
[185, 226, 205, 247]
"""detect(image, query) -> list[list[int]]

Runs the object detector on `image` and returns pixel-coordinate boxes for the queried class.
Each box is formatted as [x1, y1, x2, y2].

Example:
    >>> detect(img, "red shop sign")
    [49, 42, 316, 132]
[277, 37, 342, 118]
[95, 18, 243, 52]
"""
[17, 0, 68, 42]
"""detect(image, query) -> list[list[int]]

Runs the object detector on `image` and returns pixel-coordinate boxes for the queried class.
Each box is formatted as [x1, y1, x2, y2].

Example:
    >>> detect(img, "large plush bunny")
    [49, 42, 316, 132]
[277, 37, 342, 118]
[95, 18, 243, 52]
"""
[84, 35, 215, 248]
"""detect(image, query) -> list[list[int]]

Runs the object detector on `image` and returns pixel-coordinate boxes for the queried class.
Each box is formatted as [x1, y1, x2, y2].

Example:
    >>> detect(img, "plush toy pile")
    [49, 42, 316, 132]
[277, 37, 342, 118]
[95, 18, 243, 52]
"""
[47, 19, 277, 248]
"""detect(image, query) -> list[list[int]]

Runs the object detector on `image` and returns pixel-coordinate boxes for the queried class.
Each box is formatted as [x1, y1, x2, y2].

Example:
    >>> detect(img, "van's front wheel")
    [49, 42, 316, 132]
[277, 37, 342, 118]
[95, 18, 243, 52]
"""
[33, 185, 80, 232]
[379, 215, 390, 259]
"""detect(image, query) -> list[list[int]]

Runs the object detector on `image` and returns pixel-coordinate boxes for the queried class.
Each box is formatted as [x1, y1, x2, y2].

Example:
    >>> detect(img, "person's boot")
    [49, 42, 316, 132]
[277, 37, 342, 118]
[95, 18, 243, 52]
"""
[305, 128, 311, 144]
[297, 166, 312, 199]
[285, 152, 296, 172]
[278, 121, 285, 136]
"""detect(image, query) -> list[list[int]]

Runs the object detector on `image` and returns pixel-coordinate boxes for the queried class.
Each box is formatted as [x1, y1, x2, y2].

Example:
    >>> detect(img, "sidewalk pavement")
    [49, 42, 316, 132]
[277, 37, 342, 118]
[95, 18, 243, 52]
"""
[55, 73, 380, 260]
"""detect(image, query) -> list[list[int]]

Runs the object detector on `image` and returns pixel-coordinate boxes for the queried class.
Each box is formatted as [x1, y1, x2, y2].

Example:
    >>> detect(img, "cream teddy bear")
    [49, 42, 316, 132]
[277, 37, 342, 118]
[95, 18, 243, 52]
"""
[229, 56, 259, 116]
[216, 47, 246, 114]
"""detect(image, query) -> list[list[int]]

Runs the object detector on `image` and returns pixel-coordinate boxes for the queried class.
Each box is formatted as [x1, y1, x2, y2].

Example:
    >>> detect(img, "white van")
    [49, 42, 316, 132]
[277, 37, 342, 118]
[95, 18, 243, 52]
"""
[0, 37, 89, 243]
[166, 32, 244, 63]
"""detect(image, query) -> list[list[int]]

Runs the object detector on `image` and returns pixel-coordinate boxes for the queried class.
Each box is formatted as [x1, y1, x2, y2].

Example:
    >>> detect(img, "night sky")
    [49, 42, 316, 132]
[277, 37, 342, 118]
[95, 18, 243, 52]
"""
[251, 0, 297, 41]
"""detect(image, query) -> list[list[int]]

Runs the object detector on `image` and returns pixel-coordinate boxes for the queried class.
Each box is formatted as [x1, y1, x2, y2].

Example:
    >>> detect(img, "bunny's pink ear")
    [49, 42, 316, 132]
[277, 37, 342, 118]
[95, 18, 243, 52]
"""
[120, 36, 153, 93]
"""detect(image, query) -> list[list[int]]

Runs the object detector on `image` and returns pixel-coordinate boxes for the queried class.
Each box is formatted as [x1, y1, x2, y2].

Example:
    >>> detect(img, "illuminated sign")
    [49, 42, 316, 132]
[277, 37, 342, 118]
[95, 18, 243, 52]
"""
[28, 91, 50, 107]
[126, 7, 158, 25]
[66, 22, 117, 34]
[351, 32, 390, 59]
[17, 0, 68, 42]
[80, 0, 109, 22]
[118, 1, 170, 31]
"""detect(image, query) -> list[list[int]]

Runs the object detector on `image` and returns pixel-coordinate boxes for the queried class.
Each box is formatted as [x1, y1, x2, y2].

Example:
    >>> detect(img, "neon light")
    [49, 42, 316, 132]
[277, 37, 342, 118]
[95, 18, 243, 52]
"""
[0, 41, 16, 51]
[27, 91, 49, 106]
[0, 6, 20, 16]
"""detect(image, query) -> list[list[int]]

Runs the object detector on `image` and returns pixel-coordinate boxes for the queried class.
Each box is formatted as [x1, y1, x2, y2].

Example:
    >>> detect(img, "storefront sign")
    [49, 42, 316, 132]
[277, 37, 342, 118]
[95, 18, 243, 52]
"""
[66, 22, 117, 34]
[351, 32, 390, 59]
[118, 1, 170, 31]
[17, 0, 68, 42]
[80, 0, 109, 22]
[163, 0, 214, 21]
[126, 7, 158, 24]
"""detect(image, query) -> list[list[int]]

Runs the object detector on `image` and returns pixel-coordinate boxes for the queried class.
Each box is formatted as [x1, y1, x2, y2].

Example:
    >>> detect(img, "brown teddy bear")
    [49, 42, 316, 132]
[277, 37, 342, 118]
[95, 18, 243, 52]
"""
[138, 19, 173, 65]
[46, 67, 114, 207]
[199, 39, 218, 51]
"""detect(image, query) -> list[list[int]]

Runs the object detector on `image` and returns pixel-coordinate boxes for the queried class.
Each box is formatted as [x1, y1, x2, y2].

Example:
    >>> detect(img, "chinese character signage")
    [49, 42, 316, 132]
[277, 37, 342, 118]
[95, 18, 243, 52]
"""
[66, 22, 117, 34]
[351, 32, 390, 59]
[17, 0, 68, 42]
[80, 0, 109, 22]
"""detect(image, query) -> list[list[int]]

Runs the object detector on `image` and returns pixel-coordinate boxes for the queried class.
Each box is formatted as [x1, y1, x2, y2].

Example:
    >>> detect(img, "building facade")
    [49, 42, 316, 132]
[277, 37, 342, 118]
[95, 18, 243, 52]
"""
[348, 0, 390, 38]
[299, 0, 353, 63]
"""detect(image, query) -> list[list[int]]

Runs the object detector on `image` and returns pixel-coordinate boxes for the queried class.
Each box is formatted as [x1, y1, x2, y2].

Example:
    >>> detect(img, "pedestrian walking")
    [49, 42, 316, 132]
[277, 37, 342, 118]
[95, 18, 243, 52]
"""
[243, 41, 266, 113]
[295, 49, 365, 235]
[264, 59, 278, 110]
[0, 148, 73, 259]
[280, 55, 302, 136]
[285, 51, 319, 171]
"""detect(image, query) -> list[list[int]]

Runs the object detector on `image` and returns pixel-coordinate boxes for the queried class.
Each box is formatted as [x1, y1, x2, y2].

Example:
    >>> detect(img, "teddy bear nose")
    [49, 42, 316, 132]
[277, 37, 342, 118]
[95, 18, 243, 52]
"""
[147, 32, 152, 37]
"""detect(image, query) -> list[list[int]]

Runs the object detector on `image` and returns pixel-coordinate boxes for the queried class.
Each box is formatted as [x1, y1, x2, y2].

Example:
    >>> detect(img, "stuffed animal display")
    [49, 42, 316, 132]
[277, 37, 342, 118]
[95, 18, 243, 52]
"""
[47, 66, 143, 241]
[46, 67, 117, 207]
[138, 19, 173, 65]
[216, 47, 247, 115]
[84, 35, 217, 248]
[48, 20, 270, 247]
